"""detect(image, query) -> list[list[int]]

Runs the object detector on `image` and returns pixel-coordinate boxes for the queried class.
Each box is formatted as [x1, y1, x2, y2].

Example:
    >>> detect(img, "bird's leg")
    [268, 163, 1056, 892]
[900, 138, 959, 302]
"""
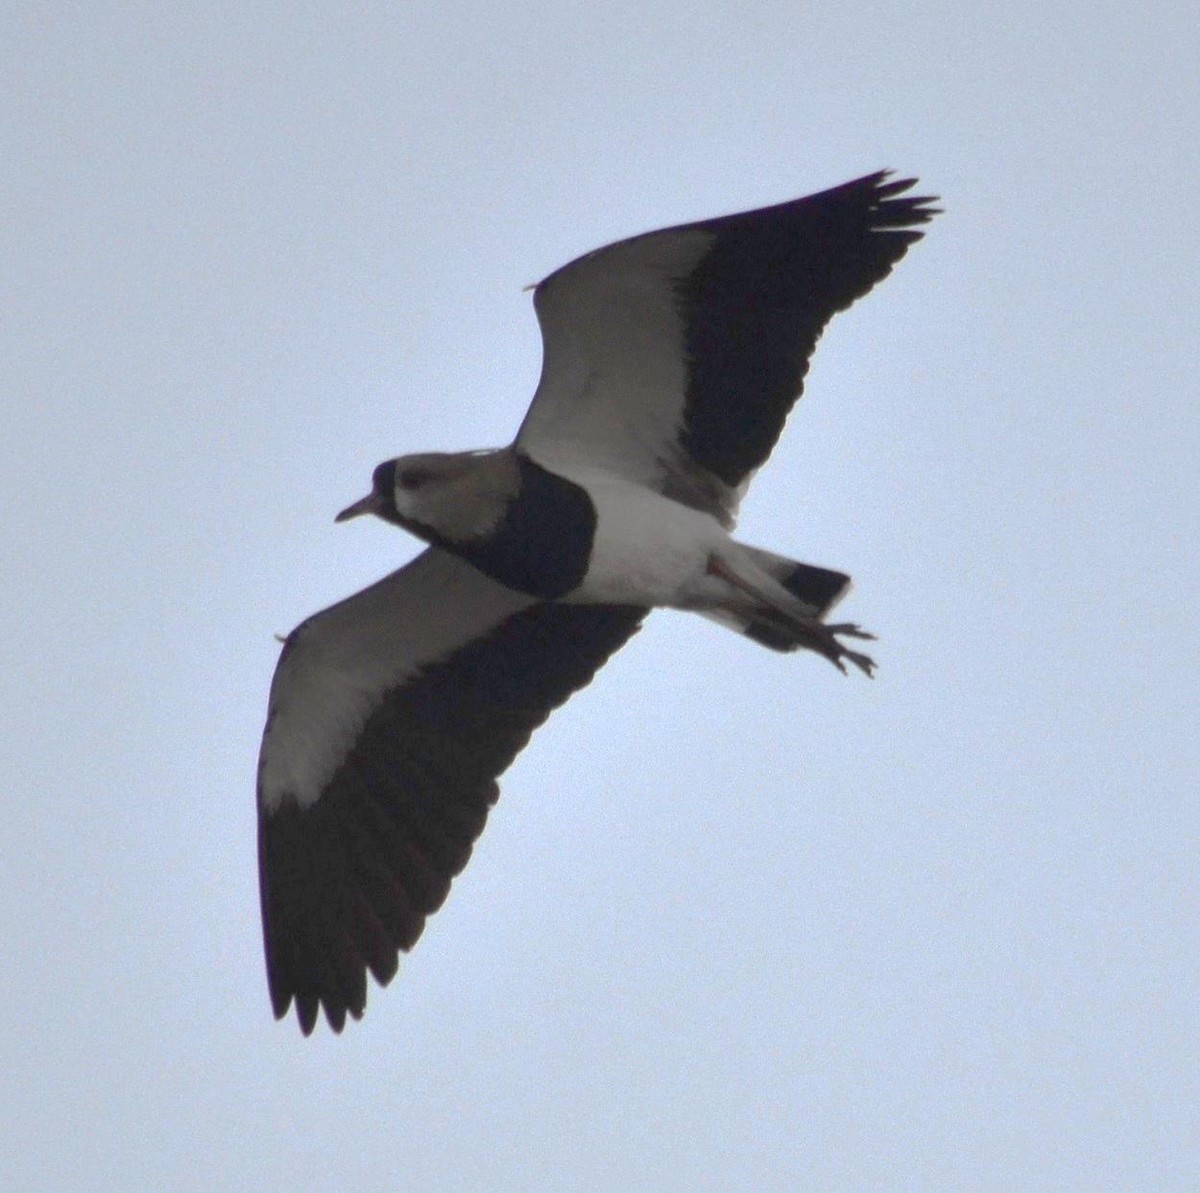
[707, 554, 877, 677]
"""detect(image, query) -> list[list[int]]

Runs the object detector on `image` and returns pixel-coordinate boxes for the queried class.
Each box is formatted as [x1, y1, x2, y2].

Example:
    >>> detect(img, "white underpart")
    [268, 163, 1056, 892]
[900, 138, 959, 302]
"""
[553, 465, 838, 630]
[259, 552, 532, 811]
[541, 462, 732, 609]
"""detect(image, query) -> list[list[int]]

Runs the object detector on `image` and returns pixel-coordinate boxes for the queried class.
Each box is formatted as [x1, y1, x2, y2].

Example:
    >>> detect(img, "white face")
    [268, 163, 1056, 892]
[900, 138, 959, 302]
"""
[388, 449, 520, 544]
[388, 453, 452, 516]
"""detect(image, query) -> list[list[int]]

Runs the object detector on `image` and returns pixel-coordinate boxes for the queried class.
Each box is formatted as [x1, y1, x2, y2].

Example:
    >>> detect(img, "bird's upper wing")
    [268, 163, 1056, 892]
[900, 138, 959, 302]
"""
[257, 547, 645, 1034]
[516, 171, 938, 525]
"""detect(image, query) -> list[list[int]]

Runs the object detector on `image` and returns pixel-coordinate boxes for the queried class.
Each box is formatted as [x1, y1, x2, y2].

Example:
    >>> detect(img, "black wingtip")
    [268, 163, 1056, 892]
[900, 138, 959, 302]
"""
[867, 170, 942, 222]
[296, 993, 319, 1036]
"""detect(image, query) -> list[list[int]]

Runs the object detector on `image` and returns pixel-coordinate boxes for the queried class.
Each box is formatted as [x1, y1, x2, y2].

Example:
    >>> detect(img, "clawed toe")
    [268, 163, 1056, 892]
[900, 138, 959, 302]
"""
[819, 623, 877, 678]
[843, 648, 876, 677]
[825, 623, 876, 642]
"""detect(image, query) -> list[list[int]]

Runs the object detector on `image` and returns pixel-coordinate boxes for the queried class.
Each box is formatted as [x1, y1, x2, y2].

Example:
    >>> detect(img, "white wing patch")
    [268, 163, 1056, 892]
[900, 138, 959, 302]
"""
[258, 629, 405, 812]
[258, 551, 533, 811]
[518, 228, 714, 487]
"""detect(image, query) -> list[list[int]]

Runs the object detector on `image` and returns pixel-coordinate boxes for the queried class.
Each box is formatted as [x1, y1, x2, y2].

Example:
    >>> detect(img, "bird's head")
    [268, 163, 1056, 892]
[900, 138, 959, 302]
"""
[335, 449, 520, 545]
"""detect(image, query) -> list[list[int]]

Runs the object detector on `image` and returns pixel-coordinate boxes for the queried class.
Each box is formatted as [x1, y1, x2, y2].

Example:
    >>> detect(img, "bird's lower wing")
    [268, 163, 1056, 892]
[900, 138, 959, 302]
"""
[256, 547, 645, 1033]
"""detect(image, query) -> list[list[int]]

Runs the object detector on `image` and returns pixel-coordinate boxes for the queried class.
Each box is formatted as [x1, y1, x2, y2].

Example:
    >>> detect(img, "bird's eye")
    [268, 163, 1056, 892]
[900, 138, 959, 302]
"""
[396, 469, 428, 491]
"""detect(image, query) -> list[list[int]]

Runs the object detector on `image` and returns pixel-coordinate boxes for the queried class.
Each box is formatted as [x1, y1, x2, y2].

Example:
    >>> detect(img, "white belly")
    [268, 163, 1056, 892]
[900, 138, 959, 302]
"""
[563, 472, 730, 608]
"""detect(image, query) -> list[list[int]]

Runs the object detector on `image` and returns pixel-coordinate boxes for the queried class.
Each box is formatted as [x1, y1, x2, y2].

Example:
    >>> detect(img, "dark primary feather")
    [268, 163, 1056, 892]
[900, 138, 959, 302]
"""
[679, 172, 939, 486]
[519, 171, 938, 522]
[259, 600, 645, 1034]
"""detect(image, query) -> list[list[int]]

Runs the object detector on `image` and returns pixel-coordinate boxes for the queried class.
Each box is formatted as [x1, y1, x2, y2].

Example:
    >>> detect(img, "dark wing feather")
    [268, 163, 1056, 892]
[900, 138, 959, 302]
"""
[257, 549, 644, 1033]
[678, 171, 938, 486]
[518, 171, 938, 520]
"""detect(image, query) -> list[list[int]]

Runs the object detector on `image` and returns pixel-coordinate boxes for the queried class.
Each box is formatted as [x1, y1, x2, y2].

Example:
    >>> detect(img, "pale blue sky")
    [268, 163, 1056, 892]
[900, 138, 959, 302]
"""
[4, 3, 1198, 1189]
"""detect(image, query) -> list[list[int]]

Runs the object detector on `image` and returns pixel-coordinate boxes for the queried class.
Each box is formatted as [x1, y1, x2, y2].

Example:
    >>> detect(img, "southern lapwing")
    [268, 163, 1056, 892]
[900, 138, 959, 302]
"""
[257, 171, 939, 1033]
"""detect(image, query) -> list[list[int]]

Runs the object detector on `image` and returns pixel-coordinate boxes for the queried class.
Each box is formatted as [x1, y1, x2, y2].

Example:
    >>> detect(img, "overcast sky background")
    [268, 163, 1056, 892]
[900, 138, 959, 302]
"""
[4, 3, 1198, 1189]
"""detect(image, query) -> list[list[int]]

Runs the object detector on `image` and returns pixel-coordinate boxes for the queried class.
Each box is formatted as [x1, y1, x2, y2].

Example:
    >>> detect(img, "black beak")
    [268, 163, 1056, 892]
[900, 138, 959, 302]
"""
[335, 491, 382, 523]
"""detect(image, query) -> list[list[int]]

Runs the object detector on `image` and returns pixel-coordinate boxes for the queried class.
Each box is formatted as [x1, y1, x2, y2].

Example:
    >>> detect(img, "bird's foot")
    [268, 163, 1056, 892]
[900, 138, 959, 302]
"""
[814, 622, 877, 677]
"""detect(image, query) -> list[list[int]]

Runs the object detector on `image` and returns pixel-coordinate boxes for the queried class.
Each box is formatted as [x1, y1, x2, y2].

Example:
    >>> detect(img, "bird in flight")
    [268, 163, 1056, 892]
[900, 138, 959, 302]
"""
[257, 171, 939, 1033]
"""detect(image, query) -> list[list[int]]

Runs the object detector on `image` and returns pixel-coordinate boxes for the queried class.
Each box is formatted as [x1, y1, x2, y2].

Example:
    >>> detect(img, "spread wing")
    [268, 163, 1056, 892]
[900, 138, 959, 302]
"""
[257, 548, 644, 1033]
[516, 171, 938, 525]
